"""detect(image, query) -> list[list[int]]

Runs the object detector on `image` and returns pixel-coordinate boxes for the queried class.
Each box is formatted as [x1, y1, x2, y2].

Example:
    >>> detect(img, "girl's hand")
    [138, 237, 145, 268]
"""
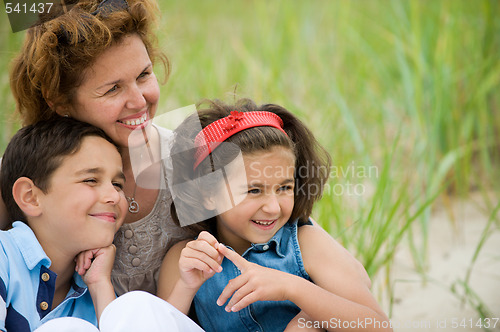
[77, 244, 116, 287]
[216, 244, 297, 312]
[178, 231, 223, 290]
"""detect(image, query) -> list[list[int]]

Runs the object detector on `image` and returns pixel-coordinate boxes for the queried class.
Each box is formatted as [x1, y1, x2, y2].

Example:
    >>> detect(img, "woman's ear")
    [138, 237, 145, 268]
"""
[48, 99, 72, 118]
[12, 177, 43, 217]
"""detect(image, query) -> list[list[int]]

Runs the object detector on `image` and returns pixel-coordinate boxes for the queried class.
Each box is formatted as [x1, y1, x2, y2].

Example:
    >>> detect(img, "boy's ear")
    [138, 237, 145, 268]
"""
[12, 177, 43, 217]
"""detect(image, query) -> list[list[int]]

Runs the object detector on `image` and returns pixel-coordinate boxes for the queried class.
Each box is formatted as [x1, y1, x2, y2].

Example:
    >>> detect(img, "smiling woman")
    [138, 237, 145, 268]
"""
[2, 0, 192, 298]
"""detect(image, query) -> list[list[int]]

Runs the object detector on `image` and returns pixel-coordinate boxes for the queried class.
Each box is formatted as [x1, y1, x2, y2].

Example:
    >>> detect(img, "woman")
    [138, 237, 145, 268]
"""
[4, 0, 192, 296]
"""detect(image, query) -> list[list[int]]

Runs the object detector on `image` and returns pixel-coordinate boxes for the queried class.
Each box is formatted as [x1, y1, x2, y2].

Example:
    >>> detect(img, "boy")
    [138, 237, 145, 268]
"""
[0, 116, 127, 331]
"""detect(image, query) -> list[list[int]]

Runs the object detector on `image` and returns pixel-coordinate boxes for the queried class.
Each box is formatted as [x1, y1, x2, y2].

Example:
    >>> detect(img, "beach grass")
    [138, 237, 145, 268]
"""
[1, 0, 499, 317]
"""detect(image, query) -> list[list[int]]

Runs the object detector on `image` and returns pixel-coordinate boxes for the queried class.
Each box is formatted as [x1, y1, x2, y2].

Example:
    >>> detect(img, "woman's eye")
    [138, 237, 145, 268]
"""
[248, 188, 261, 194]
[113, 182, 124, 191]
[104, 85, 118, 95]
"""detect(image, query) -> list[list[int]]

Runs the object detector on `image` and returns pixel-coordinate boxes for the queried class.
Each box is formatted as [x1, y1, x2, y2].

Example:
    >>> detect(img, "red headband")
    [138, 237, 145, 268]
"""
[193, 111, 287, 169]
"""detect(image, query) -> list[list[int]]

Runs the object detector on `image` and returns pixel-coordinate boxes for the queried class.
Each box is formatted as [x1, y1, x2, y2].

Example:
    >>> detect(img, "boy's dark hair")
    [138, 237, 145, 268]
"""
[0, 116, 118, 225]
[170, 98, 331, 235]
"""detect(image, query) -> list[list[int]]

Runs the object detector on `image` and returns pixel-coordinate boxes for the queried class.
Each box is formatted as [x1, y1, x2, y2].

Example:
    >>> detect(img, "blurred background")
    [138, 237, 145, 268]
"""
[1, 0, 499, 329]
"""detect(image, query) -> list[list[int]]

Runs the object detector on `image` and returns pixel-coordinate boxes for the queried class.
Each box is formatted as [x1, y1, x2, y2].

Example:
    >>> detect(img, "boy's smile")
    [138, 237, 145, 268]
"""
[214, 146, 296, 254]
[34, 136, 127, 255]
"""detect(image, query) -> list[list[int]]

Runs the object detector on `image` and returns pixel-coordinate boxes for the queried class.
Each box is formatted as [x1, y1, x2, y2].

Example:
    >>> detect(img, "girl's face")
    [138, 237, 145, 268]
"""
[212, 146, 296, 254]
[67, 34, 160, 149]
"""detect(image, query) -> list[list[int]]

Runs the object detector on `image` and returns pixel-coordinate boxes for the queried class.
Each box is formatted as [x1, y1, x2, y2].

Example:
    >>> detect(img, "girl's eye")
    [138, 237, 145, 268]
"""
[278, 185, 294, 192]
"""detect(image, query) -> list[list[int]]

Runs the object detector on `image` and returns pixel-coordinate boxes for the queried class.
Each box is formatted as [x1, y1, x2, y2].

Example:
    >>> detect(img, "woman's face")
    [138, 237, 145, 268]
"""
[68, 33, 160, 149]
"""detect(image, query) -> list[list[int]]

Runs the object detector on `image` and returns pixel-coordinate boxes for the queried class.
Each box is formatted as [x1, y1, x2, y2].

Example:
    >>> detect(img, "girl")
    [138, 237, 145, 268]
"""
[158, 99, 392, 332]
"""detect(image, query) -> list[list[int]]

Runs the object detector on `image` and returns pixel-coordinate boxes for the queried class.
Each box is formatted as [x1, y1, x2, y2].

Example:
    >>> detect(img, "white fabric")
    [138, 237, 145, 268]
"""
[0, 296, 6, 323]
[34, 291, 203, 332]
[34, 317, 98, 332]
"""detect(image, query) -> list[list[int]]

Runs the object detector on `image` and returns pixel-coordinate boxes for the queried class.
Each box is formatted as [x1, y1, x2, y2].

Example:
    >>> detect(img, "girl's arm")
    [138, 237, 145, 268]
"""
[216, 226, 391, 332]
[157, 232, 223, 314]
[291, 224, 391, 331]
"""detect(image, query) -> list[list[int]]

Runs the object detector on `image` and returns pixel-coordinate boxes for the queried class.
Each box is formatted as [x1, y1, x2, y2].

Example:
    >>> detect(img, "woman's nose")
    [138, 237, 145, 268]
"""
[126, 84, 147, 110]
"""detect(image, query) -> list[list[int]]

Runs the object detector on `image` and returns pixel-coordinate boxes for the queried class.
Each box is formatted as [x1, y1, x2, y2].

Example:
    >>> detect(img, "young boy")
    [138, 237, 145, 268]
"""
[0, 116, 127, 331]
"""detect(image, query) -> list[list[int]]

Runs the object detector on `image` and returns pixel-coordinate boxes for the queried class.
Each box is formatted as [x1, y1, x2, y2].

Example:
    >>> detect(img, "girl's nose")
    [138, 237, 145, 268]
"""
[261, 194, 281, 215]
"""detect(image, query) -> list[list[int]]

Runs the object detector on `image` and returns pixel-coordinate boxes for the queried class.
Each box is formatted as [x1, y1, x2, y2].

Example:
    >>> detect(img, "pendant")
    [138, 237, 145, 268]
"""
[127, 197, 140, 213]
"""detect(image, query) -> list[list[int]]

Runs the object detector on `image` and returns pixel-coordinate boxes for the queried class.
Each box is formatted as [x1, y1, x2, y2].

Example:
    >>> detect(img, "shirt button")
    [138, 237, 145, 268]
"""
[124, 230, 134, 238]
[40, 301, 49, 311]
[41, 272, 50, 282]
[262, 244, 269, 251]
[128, 245, 138, 254]
[131, 257, 141, 267]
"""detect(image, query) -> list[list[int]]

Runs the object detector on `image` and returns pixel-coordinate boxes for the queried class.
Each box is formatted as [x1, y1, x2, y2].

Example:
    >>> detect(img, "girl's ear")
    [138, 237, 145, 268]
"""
[12, 177, 43, 217]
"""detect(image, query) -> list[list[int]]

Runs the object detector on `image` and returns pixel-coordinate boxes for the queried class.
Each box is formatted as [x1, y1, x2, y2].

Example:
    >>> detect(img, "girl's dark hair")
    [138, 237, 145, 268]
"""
[0, 116, 118, 226]
[169, 98, 331, 235]
[10, 0, 168, 126]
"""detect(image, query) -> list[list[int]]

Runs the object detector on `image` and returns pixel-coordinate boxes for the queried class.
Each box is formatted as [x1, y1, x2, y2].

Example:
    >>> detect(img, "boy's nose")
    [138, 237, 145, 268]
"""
[102, 183, 121, 204]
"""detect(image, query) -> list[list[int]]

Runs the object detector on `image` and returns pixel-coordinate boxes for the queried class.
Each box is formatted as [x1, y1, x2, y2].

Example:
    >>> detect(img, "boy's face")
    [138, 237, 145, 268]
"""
[36, 136, 127, 254]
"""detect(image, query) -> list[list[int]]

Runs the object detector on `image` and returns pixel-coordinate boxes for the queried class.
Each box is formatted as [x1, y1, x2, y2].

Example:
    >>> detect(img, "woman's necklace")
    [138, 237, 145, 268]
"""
[125, 126, 157, 214]
[126, 184, 140, 213]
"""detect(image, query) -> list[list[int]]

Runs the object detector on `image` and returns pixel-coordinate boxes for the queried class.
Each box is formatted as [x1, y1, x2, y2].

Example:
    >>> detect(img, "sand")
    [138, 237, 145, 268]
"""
[375, 193, 500, 331]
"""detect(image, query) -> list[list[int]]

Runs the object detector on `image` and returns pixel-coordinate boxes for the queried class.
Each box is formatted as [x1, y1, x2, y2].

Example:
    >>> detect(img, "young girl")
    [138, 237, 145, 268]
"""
[158, 99, 392, 332]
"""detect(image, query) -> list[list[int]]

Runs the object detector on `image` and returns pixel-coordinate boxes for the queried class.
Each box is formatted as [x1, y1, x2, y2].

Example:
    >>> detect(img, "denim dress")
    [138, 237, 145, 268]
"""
[194, 219, 312, 332]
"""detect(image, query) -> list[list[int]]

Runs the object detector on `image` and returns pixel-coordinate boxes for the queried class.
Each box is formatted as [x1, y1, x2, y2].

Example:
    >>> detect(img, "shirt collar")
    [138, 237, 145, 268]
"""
[10, 221, 51, 270]
[242, 223, 292, 258]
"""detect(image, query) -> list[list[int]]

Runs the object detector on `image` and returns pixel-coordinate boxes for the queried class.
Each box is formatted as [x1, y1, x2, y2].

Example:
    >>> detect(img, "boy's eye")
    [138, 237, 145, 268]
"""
[138, 71, 151, 79]
[83, 178, 98, 185]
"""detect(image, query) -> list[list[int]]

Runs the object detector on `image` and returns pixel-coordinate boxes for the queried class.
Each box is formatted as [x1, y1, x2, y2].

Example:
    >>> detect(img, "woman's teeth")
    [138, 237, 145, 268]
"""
[252, 220, 275, 226]
[119, 113, 147, 126]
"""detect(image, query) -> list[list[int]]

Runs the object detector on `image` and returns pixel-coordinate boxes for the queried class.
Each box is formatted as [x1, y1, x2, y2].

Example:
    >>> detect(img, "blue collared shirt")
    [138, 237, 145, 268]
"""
[0, 222, 97, 331]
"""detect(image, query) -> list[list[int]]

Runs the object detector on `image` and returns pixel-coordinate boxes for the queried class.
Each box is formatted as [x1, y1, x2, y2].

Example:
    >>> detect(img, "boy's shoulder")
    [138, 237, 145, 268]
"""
[0, 222, 49, 275]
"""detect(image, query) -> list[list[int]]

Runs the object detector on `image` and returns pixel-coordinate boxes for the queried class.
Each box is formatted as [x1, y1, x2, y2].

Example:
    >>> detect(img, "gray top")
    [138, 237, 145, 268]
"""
[111, 125, 192, 296]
